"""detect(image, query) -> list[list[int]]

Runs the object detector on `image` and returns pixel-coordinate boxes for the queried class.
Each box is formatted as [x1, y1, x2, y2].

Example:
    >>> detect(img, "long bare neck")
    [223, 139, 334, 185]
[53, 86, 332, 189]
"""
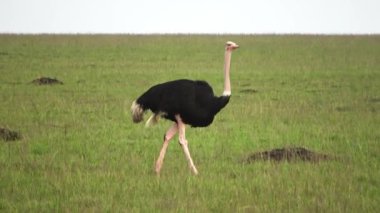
[223, 49, 232, 96]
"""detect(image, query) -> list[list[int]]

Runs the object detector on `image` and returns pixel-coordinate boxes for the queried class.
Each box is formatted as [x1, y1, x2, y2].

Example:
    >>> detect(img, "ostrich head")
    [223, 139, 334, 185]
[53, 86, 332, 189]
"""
[225, 41, 239, 51]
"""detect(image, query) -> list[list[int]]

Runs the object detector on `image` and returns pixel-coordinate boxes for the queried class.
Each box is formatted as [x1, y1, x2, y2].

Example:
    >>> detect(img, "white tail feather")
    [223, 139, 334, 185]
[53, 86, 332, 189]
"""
[145, 112, 166, 127]
[131, 100, 144, 123]
[145, 114, 159, 127]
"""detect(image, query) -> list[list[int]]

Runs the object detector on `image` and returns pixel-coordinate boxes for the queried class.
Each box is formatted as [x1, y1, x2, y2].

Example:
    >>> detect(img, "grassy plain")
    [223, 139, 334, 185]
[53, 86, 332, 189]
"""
[0, 34, 379, 212]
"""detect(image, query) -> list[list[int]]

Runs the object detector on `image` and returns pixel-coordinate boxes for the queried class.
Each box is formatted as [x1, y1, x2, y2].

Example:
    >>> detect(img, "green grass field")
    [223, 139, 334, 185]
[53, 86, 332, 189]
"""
[0, 34, 379, 212]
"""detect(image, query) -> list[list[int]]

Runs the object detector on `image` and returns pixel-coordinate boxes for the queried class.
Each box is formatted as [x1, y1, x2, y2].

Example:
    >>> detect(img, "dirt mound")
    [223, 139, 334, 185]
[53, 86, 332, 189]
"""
[244, 147, 332, 163]
[0, 127, 22, 141]
[239, 89, 258, 94]
[31, 77, 63, 85]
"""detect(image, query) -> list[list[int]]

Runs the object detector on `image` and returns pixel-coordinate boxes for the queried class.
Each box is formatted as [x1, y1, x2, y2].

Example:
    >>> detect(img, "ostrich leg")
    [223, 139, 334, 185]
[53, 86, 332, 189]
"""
[155, 123, 178, 174]
[175, 115, 199, 175]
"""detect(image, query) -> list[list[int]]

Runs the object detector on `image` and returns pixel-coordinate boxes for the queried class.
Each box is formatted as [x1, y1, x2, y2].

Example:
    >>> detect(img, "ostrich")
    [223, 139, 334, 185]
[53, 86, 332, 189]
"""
[131, 41, 239, 175]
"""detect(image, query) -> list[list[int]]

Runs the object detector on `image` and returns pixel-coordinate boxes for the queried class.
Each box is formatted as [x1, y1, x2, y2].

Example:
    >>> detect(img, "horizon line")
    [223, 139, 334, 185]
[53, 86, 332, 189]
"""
[1, 32, 379, 36]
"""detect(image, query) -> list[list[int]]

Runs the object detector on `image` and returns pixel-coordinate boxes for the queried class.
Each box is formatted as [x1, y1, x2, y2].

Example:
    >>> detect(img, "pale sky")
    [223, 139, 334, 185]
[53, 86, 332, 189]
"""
[1, 0, 379, 34]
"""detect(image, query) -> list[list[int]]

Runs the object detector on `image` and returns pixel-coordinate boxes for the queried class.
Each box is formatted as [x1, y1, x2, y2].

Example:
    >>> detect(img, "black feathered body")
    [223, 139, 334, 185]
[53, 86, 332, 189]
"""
[135, 79, 230, 127]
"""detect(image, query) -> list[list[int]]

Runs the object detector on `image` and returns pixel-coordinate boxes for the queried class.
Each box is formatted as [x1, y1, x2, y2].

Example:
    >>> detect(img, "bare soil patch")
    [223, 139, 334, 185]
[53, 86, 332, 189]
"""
[0, 127, 22, 142]
[31, 77, 63, 85]
[244, 147, 333, 163]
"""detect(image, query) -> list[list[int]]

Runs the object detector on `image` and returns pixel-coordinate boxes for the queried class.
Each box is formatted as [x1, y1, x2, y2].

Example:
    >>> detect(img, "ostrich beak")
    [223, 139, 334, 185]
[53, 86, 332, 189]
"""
[230, 44, 239, 50]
